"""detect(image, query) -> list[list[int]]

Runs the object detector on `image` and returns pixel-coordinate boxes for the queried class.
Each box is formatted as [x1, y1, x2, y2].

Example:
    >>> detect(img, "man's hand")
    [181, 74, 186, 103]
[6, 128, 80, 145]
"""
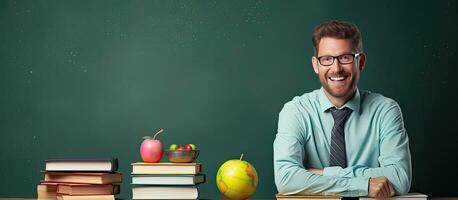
[368, 176, 395, 198]
[307, 168, 323, 175]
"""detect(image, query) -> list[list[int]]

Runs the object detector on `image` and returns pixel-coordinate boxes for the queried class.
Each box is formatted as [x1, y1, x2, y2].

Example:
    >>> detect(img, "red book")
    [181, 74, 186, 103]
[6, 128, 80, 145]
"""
[43, 172, 122, 184]
[57, 183, 120, 195]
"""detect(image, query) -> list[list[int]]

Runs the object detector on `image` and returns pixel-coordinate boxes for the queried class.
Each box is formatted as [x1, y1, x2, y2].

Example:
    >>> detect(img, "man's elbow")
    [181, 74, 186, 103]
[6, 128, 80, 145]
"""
[395, 179, 411, 195]
[275, 178, 298, 195]
[392, 172, 411, 195]
[274, 170, 304, 195]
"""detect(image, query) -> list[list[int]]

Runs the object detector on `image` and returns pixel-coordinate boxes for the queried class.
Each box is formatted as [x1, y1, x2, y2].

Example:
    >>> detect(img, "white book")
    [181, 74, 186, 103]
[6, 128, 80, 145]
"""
[275, 193, 342, 200]
[359, 193, 427, 200]
[132, 186, 198, 199]
[131, 162, 201, 174]
[45, 158, 118, 172]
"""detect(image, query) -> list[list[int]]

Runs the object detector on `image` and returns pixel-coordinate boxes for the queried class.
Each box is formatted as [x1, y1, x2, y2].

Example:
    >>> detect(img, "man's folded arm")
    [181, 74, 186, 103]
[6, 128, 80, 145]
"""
[274, 133, 369, 196]
[274, 103, 369, 197]
[322, 100, 412, 195]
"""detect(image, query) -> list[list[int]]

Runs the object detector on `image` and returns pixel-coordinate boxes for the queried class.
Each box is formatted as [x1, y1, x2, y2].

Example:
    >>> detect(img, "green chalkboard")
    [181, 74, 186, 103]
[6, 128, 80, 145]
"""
[1, 0, 457, 198]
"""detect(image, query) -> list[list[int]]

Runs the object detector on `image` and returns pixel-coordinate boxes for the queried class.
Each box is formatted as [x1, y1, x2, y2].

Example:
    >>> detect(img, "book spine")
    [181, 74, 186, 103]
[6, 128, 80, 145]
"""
[110, 158, 118, 172]
[113, 185, 120, 194]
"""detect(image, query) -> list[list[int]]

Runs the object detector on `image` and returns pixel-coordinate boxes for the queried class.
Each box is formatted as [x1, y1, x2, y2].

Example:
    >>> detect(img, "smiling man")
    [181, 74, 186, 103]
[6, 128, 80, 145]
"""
[273, 21, 411, 198]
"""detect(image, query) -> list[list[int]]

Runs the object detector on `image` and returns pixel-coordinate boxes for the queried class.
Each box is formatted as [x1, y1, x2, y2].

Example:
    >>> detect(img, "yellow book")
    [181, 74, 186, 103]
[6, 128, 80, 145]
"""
[276, 193, 342, 200]
[131, 162, 201, 174]
[37, 184, 57, 200]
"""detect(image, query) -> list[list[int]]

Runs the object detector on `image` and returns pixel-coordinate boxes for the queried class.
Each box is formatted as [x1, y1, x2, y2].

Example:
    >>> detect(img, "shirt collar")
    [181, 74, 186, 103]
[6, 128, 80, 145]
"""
[318, 87, 361, 114]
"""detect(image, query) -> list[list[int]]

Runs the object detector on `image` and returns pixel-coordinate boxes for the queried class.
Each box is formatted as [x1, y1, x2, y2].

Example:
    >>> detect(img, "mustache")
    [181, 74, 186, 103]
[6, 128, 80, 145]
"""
[327, 72, 349, 77]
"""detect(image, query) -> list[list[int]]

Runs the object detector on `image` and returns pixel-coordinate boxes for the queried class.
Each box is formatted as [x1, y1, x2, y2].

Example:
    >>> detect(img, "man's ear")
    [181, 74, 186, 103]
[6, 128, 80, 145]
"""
[312, 56, 319, 74]
[358, 53, 366, 71]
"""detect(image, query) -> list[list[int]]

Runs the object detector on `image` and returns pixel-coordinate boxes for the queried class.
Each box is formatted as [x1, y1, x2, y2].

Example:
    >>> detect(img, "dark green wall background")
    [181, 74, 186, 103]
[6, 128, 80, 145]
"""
[1, 0, 457, 198]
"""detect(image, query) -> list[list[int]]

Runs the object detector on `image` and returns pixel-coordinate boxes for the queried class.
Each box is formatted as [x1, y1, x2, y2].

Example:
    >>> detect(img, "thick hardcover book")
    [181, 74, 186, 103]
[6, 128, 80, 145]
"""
[45, 158, 118, 172]
[132, 186, 198, 199]
[57, 183, 120, 195]
[56, 195, 114, 200]
[276, 193, 427, 200]
[43, 172, 122, 184]
[131, 174, 205, 185]
[131, 162, 201, 174]
[359, 193, 428, 200]
[275, 194, 342, 200]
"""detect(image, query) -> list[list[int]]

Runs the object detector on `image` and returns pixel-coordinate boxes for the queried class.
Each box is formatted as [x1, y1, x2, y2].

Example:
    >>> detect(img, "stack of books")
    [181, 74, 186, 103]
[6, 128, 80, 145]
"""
[130, 162, 205, 199]
[37, 158, 122, 200]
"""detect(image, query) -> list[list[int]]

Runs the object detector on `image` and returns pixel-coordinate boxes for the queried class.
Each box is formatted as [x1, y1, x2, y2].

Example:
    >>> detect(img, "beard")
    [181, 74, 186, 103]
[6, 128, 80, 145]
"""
[320, 71, 358, 99]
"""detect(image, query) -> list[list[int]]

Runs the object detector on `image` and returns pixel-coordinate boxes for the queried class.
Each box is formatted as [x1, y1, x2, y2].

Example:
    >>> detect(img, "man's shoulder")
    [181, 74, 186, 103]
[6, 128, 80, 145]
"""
[283, 89, 320, 107]
[360, 90, 400, 109]
[280, 89, 320, 114]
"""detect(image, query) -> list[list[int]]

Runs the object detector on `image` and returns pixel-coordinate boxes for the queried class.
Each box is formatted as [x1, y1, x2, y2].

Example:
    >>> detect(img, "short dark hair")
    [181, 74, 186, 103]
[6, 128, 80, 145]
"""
[312, 20, 363, 56]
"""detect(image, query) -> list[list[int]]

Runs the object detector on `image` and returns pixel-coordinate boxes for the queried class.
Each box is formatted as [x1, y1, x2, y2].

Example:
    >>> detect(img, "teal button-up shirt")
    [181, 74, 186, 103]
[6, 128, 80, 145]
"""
[273, 88, 411, 197]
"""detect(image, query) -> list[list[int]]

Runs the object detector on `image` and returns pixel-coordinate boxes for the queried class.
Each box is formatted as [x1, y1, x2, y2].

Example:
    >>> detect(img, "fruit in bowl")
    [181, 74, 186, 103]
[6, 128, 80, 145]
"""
[166, 143, 199, 163]
[169, 143, 196, 151]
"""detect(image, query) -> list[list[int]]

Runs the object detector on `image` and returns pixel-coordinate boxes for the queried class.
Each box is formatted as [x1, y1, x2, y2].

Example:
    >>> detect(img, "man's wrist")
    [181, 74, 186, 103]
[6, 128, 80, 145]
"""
[349, 176, 370, 196]
[323, 166, 342, 176]
[307, 168, 323, 175]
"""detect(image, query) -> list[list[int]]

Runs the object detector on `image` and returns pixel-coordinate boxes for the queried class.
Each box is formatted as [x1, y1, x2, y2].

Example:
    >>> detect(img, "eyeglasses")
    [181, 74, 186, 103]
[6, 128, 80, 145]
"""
[316, 53, 360, 66]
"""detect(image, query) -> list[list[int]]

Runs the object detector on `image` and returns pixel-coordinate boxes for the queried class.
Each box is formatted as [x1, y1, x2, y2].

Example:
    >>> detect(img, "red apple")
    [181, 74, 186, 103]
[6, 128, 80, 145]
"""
[184, 144, 192, 150]
[176, 146, 185, 150]
[140, 129, 164, 163]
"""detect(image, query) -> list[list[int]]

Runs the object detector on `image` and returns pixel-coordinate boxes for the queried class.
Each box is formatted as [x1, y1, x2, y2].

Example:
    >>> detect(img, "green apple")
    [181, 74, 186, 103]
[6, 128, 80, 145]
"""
[169, 144, 178, 150]
[189, 144, 197, 150]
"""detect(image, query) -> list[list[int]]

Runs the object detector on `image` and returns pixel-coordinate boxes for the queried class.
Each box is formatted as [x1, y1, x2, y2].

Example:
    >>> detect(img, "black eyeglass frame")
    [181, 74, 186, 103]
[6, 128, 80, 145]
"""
[316, 53, 361, 66]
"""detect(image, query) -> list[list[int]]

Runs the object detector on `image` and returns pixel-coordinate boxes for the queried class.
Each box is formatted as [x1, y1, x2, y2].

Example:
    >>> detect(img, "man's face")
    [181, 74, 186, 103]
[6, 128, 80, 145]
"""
[312, 37, 365, 99]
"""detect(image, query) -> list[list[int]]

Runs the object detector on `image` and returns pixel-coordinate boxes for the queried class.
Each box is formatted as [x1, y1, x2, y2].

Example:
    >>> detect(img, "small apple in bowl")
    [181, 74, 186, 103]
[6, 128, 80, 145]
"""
[166, 143, 199, 163]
